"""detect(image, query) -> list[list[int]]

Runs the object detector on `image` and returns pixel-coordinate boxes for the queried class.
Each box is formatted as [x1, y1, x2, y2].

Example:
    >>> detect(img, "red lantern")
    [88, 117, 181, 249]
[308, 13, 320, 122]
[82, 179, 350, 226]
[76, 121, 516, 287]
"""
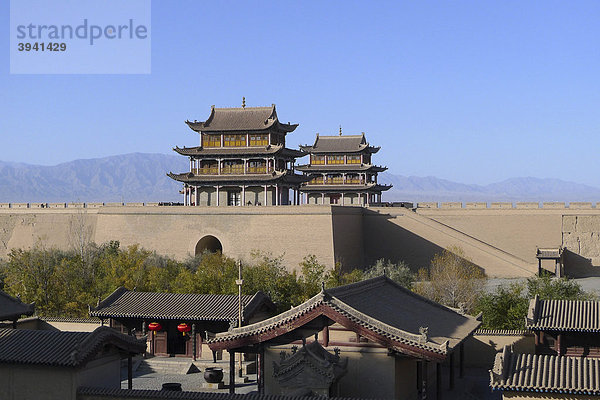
[148, 322, 162, 331]
[177, 323, 191, 336]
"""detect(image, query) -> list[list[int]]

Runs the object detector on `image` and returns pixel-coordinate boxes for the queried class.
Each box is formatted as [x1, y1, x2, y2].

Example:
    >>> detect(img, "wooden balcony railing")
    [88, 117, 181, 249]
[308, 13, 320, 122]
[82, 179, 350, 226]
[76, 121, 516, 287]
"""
[247, 166, 267, 174]
[307, 178, 364, 185]
[221, 166, 245, 175]
[193, 167, 218, 175]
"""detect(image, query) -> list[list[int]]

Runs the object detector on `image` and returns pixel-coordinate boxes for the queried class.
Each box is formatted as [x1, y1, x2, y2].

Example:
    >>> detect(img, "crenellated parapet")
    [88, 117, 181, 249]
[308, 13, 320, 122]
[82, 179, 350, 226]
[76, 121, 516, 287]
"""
[416, 201, 597, 209]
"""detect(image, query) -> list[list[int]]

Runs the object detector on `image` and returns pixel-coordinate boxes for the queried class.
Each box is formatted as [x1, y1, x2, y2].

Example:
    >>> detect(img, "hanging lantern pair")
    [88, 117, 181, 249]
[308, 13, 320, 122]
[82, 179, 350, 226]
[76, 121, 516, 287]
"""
[177, 323, 191, 336]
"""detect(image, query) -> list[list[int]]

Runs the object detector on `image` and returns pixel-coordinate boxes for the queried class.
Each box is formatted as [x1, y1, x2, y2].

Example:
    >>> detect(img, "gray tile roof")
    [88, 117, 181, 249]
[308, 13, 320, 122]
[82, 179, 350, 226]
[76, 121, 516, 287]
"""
[300, 134, 380, 154]
[185, 105, 298, 133]
[78, 387, 370, 399]
[536, 247, 563, 259]
[526, 295, 600, 332]
[167, 171, 309, 185]
[173, 145, 305, 158]
[0, 290, 34, 321]
[490, 345, 600, 395]
[299, 183, 392, 192]
[0, 326, 145, 367]
[91, 288, 273, 323]
[208, 277, 480, 360]
[295, 164, 387, 173]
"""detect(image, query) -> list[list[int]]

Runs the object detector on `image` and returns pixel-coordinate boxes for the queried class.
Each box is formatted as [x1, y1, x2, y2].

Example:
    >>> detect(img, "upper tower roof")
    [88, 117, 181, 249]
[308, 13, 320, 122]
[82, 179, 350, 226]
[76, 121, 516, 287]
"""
[300, 133, 380, 154]
[185, 104, 298, 133]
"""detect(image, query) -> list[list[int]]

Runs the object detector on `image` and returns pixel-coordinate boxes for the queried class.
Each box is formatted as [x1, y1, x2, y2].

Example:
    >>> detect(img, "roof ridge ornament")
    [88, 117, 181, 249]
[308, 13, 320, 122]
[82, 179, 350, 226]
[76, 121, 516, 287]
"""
[418, 326, 429, 343]
[339, 125, 342, 136]
[242, 97, 246, 109]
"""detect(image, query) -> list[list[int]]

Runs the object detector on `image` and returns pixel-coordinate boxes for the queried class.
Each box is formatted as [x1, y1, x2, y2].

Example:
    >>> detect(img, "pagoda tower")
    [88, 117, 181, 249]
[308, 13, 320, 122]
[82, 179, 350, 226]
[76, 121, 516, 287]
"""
[297, 131, 391, 205]
[168, 103, 307, 206]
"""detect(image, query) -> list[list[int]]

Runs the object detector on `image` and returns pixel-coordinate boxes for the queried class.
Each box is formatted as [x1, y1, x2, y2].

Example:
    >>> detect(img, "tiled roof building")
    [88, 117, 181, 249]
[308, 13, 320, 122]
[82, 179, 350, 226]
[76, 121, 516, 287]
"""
[490, 345, 600, 398]
[208, 276, 480, 399]
[91, 288, 275, 360]
[527, 296, 600, 357]
[169, 103, 308, 207]
[0, 326, 146, 400]
[297, 132, 391, 206]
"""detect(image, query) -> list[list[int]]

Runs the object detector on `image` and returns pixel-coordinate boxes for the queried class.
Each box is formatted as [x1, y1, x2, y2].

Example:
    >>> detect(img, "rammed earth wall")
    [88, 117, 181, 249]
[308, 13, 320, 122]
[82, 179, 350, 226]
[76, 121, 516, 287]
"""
[1, 204, 600, 277]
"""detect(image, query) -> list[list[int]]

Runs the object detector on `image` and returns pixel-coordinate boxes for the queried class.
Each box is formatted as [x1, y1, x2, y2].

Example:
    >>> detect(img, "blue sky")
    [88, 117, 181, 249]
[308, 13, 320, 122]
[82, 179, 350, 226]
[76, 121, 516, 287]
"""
[1, 1, 599, 186]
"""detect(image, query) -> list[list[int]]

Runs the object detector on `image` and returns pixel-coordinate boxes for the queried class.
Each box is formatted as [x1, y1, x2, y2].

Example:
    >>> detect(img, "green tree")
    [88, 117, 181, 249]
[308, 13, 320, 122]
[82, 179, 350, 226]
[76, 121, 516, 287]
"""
[526, 274, 594, 300]
[476, 282, 529, 329]
[326, 262, 364, 288]
[363, 258, 414, 288]
[244, 251, 303, 312]
[475, 275, 595, 330]
[414, 246, 486, 314]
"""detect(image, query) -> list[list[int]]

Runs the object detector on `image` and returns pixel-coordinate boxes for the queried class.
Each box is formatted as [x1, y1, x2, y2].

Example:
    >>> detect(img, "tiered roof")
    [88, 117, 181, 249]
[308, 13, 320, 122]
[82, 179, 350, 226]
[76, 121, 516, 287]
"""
[207, 277, 480, 361]
[185, 105, 298, 133]
[91, 287, 274, 323]
[299, 183, 392, 192]
[167, 171, 309, 186]
[300, 133, 380, 154]
[174, 144, 304, 158]
[296, 164, 387, 173]
[0, 290, 34, 322]
[526, 295, 600, 332]
[0, 326, 145, 367]
[490, 345, 600, 395]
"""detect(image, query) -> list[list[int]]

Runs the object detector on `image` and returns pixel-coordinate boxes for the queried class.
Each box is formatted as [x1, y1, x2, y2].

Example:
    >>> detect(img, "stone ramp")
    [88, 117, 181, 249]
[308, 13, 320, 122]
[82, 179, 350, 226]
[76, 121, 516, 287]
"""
[136, 357, 200, 375]
[396, 209, 537, 277]
[136, 356, 256, 379]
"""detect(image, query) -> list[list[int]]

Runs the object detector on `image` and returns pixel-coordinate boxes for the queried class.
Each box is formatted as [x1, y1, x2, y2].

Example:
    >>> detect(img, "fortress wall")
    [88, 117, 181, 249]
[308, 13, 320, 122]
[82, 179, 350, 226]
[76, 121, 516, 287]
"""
[0, 210, 99, 256]
[94, 206, 336, 271]
[331, 207, 364, 270]
[2, 205, 600, 277]
[416, 209, 563, 263]
[362, 209, 445, 271]
[0, 206, 338, 271]
[563, 215, 600, 268]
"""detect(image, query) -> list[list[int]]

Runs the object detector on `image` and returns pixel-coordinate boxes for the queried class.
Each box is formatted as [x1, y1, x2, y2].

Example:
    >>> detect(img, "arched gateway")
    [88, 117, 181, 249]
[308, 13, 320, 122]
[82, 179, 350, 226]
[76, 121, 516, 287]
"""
[195, 235, 223, 255]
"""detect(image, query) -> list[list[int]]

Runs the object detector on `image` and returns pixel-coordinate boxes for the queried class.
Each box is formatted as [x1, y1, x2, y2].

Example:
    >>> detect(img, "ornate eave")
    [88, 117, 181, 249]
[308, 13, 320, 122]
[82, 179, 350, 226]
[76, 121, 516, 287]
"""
[299, 183, 392, 192]
[173, 145, 305, 158]
[296, 164, 387, 173]
[167, 171, 309, 186]
[207, 277, 480, 361]
[185, 105, 298, 134]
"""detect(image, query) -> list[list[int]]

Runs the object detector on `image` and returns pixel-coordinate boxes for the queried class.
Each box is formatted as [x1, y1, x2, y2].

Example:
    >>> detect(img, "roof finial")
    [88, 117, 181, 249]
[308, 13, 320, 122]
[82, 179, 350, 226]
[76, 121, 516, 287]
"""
[242, 97, 246, 108]
[339, 125, 342, 136]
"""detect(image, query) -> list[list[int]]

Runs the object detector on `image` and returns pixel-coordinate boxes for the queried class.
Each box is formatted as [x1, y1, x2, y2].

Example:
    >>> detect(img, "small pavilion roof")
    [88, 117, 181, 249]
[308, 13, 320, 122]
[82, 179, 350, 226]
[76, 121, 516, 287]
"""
[91, 287, 274, 323]
[300, 133, 380, 154]
[526, 295, 600, 332]
[536, 247, 563, 259]
[185, 105, 298, 133]
[173, 144, 305, 158]
[0, 326, 145, 367]
[0, 290, 34, 322]
[490, 345, 600, 395]
[207, 277, 480, 361]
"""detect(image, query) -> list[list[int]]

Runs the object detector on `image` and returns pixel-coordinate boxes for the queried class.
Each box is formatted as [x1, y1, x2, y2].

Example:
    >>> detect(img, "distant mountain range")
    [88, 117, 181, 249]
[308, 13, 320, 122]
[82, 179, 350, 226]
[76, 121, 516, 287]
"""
[0, 153, 599, 203]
